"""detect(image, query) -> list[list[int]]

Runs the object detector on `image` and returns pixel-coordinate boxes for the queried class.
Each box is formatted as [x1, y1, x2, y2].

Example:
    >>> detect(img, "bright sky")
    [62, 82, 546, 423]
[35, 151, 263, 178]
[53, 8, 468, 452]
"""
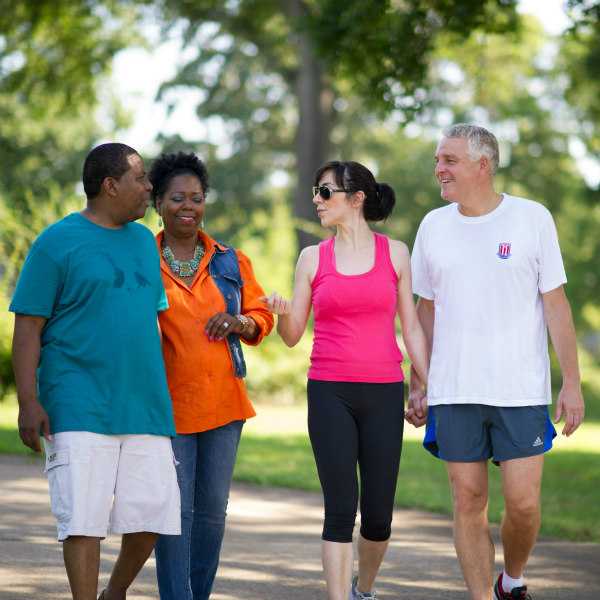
[111, 1, 600, 186]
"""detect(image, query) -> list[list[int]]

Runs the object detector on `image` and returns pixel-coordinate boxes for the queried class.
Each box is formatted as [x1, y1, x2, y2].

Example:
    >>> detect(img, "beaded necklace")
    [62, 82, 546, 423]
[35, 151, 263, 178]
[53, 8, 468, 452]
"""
[162, 242, 205, 277]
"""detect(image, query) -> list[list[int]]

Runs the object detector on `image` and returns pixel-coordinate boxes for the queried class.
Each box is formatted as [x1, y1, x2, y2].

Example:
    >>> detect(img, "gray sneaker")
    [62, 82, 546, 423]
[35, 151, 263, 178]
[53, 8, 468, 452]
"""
[350, 576, 377, 599]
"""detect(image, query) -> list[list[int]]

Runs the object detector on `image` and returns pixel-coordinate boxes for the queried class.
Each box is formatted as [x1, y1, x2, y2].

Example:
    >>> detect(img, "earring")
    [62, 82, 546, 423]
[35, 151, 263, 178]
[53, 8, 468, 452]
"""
[158, 216, 163, 228]
[200, 218, 205, 230]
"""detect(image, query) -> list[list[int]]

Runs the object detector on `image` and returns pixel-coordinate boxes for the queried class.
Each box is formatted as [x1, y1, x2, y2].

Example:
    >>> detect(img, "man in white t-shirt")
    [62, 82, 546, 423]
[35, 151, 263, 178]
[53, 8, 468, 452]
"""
[409, 124, 584, 600]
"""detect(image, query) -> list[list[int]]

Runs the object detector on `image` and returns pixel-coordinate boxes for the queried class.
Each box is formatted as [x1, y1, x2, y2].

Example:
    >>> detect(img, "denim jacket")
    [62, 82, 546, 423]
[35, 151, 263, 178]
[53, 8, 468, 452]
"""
[209, 245, 247, 378]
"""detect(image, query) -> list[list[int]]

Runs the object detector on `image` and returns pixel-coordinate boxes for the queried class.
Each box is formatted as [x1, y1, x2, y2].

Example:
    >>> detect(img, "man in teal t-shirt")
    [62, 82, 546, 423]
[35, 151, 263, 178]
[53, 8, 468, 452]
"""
[10, 143, 180, 600]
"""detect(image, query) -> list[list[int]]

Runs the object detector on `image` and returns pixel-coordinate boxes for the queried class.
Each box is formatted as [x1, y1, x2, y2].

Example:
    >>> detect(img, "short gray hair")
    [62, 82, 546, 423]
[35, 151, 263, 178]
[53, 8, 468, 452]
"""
[442, 124, 500, 174]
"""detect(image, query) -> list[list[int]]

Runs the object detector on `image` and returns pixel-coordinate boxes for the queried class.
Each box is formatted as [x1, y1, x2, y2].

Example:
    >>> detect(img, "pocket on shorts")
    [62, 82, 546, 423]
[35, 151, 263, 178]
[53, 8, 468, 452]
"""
[45, 450, 72, 524]
[112, 437, 181, 531]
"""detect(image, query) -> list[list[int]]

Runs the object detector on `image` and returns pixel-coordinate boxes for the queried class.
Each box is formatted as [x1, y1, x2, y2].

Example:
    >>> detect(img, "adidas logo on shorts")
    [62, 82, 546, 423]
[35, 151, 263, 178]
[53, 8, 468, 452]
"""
[532, 436, 543, 447]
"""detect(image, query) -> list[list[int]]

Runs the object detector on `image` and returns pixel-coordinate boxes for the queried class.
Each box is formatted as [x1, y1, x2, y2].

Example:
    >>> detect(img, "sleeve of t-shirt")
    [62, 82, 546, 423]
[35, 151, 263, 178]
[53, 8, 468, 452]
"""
[411, 218, 434, 300]
[9, 244, 63, 318]
[141, 225, 169, 313]
[157, 284, 169, 312]
[537, 207, 567, 294]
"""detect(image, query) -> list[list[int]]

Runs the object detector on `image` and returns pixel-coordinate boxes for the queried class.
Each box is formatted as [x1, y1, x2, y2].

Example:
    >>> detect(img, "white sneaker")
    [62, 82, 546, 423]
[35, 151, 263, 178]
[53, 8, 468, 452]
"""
[350, 576, 377, 599]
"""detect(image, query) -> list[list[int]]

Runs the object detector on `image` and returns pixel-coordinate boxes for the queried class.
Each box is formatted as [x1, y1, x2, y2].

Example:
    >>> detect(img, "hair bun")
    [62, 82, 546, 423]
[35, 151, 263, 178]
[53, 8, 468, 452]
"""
[370, 182, 395, 221]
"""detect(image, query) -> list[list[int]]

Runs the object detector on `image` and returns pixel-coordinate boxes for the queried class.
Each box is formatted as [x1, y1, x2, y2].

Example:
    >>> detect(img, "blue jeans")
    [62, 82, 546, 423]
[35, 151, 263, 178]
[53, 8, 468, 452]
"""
[155, 420, 244, 600]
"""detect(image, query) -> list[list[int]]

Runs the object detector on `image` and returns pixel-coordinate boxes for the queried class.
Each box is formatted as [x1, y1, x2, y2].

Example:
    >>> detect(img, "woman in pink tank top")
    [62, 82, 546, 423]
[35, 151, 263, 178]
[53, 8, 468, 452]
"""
[263, 161, 429, 600]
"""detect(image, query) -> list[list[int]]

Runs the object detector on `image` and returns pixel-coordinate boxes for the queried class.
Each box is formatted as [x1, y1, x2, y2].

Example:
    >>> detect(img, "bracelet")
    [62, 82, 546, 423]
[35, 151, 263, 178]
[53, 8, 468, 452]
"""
[236, 313, 250, 333]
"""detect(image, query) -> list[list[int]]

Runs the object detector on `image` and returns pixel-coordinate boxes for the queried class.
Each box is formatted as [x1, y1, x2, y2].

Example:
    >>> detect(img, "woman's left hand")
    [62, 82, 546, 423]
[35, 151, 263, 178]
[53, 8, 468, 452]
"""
[205, 312, 241, 341]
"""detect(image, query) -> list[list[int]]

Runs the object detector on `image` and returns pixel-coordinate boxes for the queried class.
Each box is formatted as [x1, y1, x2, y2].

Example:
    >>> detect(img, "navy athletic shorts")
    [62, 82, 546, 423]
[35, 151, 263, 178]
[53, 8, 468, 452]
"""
[423, 404, 556, 464]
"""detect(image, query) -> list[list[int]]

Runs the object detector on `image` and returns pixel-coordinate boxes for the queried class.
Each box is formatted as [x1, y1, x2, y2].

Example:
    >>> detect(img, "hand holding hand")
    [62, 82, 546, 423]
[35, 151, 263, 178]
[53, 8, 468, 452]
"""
[405, 387, 428, 428]
[260, 292, 292, 315]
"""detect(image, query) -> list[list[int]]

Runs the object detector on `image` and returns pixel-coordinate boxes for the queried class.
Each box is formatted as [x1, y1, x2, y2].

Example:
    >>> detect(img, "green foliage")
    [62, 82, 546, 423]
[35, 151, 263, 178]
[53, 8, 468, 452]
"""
[563, 0, 600, 155]
[149, 0, 522, 247]
[157, 0, 519, 111]
[232, 202, 313, 401]
[0, 1, 138, 107]
[0, 426, 24, 455]
[0, 0, 138, 267]
[152, 18, 297, 240]
[555, 7, 600, 336]
[0, 194, 86, 398]
[0, 1, 143, 397]
[308, 0, 519, 113]
[579, 345, 600, 421]
[0, 289, 13, 398]
[0, 396, 23, 454]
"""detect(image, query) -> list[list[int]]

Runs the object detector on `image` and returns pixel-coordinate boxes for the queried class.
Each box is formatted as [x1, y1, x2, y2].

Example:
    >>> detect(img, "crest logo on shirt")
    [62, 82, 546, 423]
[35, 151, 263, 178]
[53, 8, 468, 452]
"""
[497, 242, 511, 259]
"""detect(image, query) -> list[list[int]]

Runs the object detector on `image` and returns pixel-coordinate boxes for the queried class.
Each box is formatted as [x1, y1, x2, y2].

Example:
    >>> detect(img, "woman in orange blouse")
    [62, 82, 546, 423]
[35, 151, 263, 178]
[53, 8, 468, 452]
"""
[148, 152, 273, 600]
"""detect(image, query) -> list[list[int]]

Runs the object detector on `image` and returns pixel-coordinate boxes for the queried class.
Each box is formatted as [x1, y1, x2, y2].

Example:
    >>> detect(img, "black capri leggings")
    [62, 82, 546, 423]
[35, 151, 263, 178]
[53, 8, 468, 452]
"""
[307, 379, 404, 543]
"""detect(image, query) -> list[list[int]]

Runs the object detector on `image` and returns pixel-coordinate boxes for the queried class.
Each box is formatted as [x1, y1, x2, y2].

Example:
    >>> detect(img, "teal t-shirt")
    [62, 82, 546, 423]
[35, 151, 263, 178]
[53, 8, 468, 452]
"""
[9, 213, 175, 436]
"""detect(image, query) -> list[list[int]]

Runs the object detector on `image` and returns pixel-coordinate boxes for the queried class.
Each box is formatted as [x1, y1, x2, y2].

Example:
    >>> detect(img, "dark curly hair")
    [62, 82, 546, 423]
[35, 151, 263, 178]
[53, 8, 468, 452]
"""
[314, 160, 395, 222]
[148, 151, 209, 208]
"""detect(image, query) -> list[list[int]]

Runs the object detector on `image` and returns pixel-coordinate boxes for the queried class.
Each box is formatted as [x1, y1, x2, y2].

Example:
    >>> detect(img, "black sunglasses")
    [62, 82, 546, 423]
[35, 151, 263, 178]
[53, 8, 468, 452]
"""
[312, 185, 347, 200]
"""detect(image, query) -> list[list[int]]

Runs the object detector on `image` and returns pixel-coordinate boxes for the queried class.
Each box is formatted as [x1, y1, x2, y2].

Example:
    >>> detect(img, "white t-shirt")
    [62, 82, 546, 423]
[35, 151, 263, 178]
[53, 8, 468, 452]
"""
[411, 194, 566, 407]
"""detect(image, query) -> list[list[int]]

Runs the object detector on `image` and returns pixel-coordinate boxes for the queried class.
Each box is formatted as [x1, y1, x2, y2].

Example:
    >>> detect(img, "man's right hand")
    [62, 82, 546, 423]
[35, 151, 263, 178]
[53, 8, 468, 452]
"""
[405, 387, 428, 428]
[18, 400, 51, 452]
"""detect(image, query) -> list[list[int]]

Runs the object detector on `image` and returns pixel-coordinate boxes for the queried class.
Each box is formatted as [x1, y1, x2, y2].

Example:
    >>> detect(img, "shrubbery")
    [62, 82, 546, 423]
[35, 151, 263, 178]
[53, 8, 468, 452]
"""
[0, 287, 13, 398]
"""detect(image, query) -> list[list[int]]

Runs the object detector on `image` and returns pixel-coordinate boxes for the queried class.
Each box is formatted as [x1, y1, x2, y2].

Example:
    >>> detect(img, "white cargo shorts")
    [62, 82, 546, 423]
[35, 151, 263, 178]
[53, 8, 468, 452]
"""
[44, 432, 181, 542]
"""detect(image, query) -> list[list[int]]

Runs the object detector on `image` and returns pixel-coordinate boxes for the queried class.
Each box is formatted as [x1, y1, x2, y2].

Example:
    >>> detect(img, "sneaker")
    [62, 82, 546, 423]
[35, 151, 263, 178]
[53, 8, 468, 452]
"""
[350, 575, 377, 599]
[494, 574, 532, 600]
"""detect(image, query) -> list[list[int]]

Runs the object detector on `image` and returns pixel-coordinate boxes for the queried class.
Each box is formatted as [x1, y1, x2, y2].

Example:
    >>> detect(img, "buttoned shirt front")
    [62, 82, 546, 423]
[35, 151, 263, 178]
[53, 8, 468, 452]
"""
[157, 230, 274, 433]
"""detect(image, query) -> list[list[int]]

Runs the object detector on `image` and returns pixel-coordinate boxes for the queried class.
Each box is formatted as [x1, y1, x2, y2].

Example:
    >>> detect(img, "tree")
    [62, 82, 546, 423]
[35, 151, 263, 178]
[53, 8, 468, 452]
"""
[0, 1, 138, 272]
[560, 1, 600, 156]
[150, 0, 520, 249]
[0, 1, 139, 396]
[308, 14, 598, 332]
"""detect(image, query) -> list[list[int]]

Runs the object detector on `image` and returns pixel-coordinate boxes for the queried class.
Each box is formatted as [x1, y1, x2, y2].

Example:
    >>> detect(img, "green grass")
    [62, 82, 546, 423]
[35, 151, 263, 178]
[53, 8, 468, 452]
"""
[0, 425, 30, 455]
[582, 381, 600, 421]
[0, 397, 30, 455]
[234, 432, 600, 543]
[0, 396, 43, 457]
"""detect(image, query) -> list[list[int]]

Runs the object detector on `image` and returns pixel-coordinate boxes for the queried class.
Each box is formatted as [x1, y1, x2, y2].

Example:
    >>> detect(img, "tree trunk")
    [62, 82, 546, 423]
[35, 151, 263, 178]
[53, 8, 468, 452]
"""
[288, 0, 333, 252]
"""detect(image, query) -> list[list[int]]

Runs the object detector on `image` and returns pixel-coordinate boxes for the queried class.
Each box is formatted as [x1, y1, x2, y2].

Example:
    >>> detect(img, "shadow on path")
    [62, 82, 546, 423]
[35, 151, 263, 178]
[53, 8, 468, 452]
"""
[0, 455, 598, 599]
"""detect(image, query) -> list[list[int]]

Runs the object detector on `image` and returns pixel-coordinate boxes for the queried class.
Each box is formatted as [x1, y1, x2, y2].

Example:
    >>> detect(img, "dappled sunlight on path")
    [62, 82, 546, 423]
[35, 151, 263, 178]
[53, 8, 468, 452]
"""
[0, 455, 598, 599]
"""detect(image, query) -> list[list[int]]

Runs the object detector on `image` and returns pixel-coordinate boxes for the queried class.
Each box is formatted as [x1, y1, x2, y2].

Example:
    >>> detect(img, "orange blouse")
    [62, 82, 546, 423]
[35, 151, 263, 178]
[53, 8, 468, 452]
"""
[156, 230, 274, 434]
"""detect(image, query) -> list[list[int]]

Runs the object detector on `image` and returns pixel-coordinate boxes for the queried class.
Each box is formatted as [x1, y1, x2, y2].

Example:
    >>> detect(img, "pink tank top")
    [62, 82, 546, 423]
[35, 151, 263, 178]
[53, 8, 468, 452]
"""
[308, 233, 404, 383]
